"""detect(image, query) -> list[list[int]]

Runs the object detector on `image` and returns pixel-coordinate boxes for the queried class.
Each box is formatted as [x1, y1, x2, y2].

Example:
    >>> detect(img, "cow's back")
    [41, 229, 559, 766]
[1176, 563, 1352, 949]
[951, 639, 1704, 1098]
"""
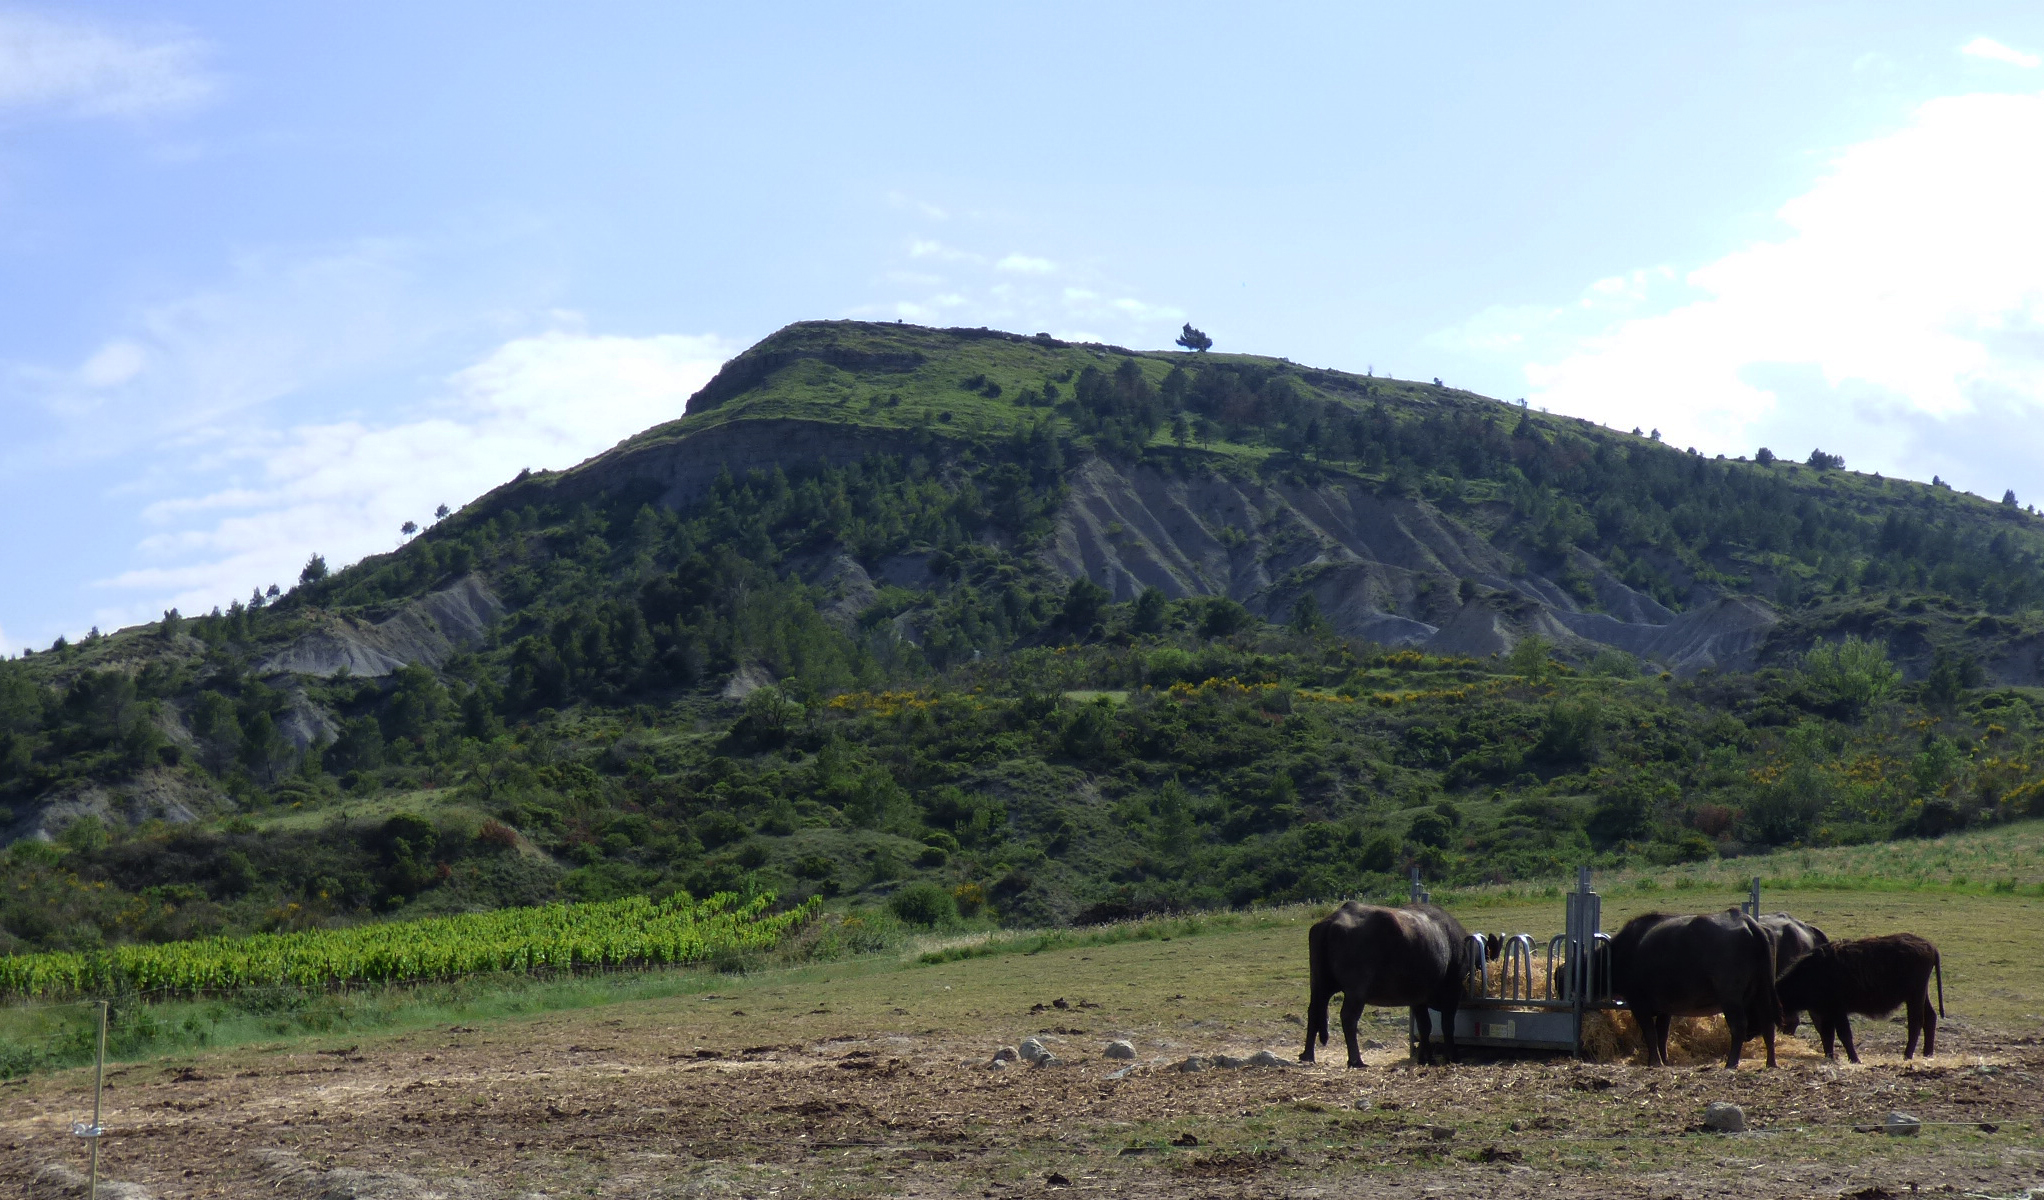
[1826, 933, 1939, 1016]
[1613, 911, 1772, 1017]
[1318, 902, 1460, 1007]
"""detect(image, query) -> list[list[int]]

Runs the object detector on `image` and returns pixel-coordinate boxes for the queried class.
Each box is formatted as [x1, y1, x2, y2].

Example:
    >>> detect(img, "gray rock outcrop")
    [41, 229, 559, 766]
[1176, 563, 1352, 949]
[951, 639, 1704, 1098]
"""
[258, 574, 504, 679]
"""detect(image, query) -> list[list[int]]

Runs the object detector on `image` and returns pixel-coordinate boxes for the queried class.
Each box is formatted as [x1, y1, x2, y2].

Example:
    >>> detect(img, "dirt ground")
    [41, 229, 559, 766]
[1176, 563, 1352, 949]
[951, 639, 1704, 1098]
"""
[5, 895, 2042, 1199]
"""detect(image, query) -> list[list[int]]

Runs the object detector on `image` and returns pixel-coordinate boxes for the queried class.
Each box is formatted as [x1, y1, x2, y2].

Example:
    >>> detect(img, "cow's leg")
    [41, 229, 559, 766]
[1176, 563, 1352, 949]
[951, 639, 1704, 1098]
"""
[1408, 1005, 1433, 1066]
[1921, 992, 1937, 1057]
[1904, 997, 1922, 1060]
[1631, 1010, 1658, 1065]
[1437, 999, 1458, 1066]
[1760, 1020, 1777, 1068]
[1836, 1014, 1860, 1065]
[1654, 1013, 1673, 1068]
[1724, 1008, 1746, 1070]
[1816, 1015, 1836, 1061]
[1341, 995, 1367, 1068]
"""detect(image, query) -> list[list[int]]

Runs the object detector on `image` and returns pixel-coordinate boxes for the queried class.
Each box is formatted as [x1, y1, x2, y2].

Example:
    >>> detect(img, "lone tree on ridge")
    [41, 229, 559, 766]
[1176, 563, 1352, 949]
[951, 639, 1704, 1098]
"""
[1175, 323, 1213, 353]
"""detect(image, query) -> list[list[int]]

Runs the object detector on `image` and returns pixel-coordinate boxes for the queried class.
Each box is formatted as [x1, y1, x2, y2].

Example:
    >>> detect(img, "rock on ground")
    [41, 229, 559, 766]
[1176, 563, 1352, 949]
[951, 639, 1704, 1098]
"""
[1104, 1040, 1136, 1060]
[1703, 1101, 1747, 1133]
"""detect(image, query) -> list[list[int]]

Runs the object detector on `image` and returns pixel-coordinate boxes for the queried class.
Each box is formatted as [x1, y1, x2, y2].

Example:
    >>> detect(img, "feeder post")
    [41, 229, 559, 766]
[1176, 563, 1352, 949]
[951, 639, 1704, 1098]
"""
[1563, 867, 1600, 1059]
[1740, 877, 1762, 919]
[1408, 867, 1429, 907]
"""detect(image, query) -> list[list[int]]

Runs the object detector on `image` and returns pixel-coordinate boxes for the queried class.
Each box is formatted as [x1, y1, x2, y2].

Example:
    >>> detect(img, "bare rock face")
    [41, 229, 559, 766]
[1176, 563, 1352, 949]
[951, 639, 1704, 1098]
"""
[7, 767, 231, 845]
[721, 663, 776, 701]
[258, 575, 505, 679]
[1041, 457, 1778, 675]
[275, 686, 341, 752]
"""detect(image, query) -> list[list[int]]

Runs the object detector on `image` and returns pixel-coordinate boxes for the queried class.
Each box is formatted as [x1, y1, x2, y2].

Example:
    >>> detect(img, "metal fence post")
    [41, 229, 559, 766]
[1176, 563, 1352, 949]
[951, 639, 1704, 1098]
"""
[71, 1000, 107, 1200]
[1740, 877, 1762, 919]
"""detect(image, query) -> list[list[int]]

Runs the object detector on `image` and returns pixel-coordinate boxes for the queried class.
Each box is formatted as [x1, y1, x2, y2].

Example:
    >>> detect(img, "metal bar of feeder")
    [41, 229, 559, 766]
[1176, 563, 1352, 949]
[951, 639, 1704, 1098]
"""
[1502, 934, 1534, 1002]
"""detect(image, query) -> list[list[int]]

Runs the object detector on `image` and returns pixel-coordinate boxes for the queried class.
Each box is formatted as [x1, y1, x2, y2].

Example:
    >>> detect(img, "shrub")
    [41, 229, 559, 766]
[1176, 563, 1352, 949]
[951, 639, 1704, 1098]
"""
[476, 819, 519, 851]
[888, 881, 958, 927]
[1799, 636, 1899, 721]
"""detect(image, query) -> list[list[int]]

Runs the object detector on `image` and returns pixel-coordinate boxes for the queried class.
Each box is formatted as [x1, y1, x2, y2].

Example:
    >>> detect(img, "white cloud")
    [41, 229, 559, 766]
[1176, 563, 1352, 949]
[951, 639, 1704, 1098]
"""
[1442, 89, 2044, 500]
[907, 239, 979, 263]
[3, 237, 539, 473]
[97, 328, 733, 621]
[76, 339, 148, 387]
[863, 222, 1182, 347]
[995, 253, 1056, 274]
[0, 10, 216, 118]
[1962, 37, 2040, 69]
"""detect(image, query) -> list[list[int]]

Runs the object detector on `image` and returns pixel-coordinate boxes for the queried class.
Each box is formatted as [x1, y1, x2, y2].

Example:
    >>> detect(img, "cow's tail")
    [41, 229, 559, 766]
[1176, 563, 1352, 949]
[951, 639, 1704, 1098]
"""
[1934, 948, 1945, 1018]
[1306, 920, 1333, 1049]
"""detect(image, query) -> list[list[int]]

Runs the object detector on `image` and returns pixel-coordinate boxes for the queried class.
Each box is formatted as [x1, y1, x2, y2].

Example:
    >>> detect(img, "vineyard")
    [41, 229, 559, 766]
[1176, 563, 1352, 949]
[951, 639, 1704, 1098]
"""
[0, 891, 819, 1000]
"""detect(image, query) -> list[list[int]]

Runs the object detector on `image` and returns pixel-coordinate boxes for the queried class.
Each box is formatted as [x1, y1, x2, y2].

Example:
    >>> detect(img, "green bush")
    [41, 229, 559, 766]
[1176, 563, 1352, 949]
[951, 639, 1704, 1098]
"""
[888, 881, 958, 927]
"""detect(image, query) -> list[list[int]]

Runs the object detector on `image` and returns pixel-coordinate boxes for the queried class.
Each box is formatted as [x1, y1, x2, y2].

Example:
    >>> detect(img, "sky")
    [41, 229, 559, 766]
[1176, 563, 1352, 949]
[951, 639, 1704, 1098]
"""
[6, 3, 2044, 654]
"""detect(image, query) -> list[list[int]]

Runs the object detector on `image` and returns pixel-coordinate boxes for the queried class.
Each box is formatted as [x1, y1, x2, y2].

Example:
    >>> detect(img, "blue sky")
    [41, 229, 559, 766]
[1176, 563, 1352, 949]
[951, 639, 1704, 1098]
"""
[6, 3, 2044, 653]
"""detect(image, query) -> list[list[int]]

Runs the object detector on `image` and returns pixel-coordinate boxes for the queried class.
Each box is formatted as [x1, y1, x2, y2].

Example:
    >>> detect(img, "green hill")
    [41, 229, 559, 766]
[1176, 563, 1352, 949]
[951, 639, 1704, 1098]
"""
[3, 319, 2043, 953]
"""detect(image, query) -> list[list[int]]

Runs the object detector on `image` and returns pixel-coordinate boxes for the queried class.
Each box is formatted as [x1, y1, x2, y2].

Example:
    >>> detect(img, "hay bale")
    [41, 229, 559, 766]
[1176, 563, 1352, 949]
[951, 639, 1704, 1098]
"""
[1580, 1012, 1821, 1066]
[1580, 1010, 1640, 1062]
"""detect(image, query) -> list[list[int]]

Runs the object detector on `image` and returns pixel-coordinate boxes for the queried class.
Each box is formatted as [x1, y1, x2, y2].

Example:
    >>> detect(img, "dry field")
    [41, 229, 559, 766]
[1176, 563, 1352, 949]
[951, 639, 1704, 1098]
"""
[4, 888, 2040, 1199]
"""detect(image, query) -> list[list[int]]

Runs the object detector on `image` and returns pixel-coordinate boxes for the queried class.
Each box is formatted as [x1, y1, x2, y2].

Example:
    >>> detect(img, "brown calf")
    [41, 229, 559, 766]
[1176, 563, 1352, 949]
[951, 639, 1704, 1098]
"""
[1776, 932, 1945, 1062]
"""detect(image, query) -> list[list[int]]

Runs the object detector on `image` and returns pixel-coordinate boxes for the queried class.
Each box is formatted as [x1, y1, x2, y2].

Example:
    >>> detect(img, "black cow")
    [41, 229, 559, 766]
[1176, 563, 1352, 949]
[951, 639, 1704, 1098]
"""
[1609, 909, 1780, 1068]
[1757, 912, 1830, 977]
[1776, 932, 1944, 1062]
[1302, 902, 1469, 1067]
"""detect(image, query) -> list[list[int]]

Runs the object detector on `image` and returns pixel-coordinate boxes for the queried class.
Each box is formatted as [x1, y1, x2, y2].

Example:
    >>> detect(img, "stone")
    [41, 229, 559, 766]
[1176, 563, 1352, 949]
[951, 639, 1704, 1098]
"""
[1212, 1054, 1247, 1069]
[1702, 1102, 1746, 1133]
[1171, 1056, 1205, 1073]
[986, 1058, 1007, 1071]
[1247, 1050, 1289, 1068]
[1104, 1040, 1136, 1060]
[1884, 1111, 1922, 1137]
[1104, 1066, 1133, 1080]
[1033, 1054, 1064, 1068]
[1018, 1037, 1049, 1064]
[991, 1046, 1018, 1062]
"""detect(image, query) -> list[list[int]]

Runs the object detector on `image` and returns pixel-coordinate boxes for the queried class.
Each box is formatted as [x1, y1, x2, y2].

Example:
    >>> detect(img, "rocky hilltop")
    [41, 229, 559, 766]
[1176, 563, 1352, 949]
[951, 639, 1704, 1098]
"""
[4, 319, 2043, 943]
[443, 319, 2043, 684]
